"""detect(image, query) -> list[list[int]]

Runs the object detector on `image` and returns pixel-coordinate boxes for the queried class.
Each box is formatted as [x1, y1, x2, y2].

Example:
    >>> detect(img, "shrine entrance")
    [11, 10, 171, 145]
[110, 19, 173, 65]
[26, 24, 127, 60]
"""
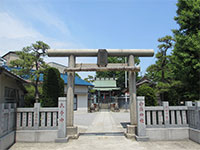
[47, 49, 154, 139]
[92, 77, 120, 110]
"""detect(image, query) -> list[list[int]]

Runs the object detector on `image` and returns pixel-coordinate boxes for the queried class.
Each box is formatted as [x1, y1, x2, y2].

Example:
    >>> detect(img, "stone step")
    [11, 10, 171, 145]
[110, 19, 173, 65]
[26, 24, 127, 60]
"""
[100, 104, 110, 109]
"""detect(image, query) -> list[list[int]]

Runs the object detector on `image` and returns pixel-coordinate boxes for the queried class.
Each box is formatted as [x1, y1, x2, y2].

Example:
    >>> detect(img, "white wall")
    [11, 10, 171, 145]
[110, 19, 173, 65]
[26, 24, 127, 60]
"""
[64, 85, 88, 95]
[64, 85, 89, 112]
[48, 62, 67, 73]
[77, 94, 88, 112]
[75, 85, 88, 94]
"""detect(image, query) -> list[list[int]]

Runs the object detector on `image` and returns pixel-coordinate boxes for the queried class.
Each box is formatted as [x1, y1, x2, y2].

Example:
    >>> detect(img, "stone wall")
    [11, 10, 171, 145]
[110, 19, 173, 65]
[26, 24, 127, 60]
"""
[136, 97, 200, 143]
[15, 98, 68, 142]
[0, 103, 16, 150]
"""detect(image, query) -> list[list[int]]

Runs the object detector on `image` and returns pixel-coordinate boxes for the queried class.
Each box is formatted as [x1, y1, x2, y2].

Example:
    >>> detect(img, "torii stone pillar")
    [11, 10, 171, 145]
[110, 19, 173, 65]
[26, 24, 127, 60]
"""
[125, 55, 137, 138]
[66, 55, 78, 138]
[128, 55, 137, 125]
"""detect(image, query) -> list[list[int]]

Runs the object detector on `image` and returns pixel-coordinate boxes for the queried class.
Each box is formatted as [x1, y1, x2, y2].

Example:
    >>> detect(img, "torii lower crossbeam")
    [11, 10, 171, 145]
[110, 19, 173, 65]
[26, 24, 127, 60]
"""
[64, 66, 140, 72]
[47, 49, 154, 140]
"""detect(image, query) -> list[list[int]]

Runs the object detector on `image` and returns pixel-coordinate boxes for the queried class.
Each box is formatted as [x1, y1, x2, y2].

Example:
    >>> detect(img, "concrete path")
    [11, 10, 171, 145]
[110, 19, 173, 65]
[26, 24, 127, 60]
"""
[10, 111, 200, 150]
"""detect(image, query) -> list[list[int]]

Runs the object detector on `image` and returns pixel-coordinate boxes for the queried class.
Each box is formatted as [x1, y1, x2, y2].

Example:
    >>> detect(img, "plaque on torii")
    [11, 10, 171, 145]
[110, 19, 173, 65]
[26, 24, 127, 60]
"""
[47, 49, 154, 139]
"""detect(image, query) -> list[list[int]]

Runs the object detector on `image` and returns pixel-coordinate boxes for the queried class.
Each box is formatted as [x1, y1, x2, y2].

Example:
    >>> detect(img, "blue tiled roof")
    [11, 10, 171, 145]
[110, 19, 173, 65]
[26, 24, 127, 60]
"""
[3, 66, 93, 86]
[60, 74, 93, 86]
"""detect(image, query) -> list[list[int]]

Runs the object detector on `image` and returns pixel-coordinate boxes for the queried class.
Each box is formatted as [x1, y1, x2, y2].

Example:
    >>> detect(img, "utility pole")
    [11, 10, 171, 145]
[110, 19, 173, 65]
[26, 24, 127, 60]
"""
[125, 57, 128, 112]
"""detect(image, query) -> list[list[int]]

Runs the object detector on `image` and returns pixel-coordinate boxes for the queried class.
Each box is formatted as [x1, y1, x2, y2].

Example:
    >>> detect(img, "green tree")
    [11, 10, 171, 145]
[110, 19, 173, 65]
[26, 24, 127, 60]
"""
[172, 0, 200, 101]
[84, 75, 95, 83]
[146, 35, 175, 102]
[42, 67, 64, 107]
[24, 85, 43, 107]
[75, 73, 81, 78]
[10, 41, 50, 103]
[96, 57, 140, 90]
[137, 84, 157, 106]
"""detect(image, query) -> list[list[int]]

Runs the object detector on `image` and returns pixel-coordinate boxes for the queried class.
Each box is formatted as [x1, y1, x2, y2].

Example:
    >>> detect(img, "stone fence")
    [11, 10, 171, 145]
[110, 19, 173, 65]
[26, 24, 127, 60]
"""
[136, 96, 200, 144]
[16, 103, 58, 130]
[145, 102, 188, 128]
[0, 103, 16, 150]
[188, 102, 200, 130]
[15, 97, 67, 143]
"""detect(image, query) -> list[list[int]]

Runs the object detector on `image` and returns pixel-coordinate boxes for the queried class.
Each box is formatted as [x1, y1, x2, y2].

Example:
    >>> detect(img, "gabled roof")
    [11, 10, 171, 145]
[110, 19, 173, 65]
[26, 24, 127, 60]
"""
[0, 66, 27, 83]
[0, 57, 6, 61]
[3, 65, 93, 87]
[94, 78, 117, 88]
[47, 62, 67, 68]
[61, 74, 93, 86]
[39, 73, 93, 86]
[0, 57, 6, 66]
[2, 51, 17, 58]
[93, 78, 120, 91]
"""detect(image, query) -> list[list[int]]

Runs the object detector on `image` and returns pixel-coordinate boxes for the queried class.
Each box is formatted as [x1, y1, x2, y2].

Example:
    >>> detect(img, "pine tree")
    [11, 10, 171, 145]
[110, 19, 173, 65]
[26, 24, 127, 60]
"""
[10, 41, 50, 103]
[172, 0, 200, 101]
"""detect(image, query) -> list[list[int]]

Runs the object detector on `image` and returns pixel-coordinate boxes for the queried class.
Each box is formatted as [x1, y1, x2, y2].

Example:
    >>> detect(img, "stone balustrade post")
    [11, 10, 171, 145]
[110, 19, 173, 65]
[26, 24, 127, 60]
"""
[33, 103, 40, 129]
[13, 103, 17, 130]
[163, 101, 169, 127]
[185, 101, 192, 107]
[185, 101, 192, 127]
[135, 96, 149, 141]
[0, 103, 3, 137]
[195, 101, 200, 130]
[8, 104, 12, 131]
[58, 97, 67, 138]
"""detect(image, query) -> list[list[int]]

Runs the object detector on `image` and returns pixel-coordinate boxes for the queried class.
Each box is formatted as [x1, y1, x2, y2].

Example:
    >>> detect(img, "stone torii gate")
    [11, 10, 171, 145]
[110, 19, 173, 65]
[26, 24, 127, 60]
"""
[47, 49, 154, 139]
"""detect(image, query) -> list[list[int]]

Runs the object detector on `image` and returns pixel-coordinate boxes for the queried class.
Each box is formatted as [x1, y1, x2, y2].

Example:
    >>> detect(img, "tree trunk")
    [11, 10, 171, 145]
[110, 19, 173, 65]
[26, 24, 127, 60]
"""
[35, 57, 39, 103]
[35, 78, 39, 103]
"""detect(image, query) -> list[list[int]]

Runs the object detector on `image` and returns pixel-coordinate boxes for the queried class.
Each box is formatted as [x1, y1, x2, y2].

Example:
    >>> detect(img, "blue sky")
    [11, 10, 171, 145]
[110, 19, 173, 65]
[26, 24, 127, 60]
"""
[0, 0, 178, 79]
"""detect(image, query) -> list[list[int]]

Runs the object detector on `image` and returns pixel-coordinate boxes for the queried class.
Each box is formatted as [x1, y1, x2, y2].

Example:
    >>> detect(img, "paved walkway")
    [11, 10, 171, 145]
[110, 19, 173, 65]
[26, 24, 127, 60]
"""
[10, 111, 200, 150]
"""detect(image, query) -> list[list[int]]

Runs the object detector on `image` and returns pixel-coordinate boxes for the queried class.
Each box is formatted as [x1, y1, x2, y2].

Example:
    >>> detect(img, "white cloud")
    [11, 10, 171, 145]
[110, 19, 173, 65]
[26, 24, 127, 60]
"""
[0, 12, 41, 39]
[0, 12, 78, 55]
[12, 1, 71, 36]
[0, 12, 43, 55]
[29, 6, 70, 35]
[0, 12, 92, 79]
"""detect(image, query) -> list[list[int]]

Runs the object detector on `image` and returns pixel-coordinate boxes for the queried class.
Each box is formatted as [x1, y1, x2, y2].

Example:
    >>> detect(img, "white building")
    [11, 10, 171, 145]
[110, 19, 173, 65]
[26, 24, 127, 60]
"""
[0, 66, 27, 106]
[47, 62, 67, 73]
[61, 74, 93, 112]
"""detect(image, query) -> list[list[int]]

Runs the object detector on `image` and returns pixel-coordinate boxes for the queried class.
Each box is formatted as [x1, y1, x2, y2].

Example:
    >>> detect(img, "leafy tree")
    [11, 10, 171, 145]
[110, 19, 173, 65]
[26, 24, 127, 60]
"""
[172, 0, 200, 101]
[42, 67, 64, 107]
[10, 41, 50, 103]
[146, 35, 175, 102]
[24, 84, 43, 107]
[84, 75, 95, 83]
[137, 84, 157, 106]
[146, 0, 200, 104]
[96, 57, 140, 91]
[157, 36, 174, 82]
[75, 73, 81, 78]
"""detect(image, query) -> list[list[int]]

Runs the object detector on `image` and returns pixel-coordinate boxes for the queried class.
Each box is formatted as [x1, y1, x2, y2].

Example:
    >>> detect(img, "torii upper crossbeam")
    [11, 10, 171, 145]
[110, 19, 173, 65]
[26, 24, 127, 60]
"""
[46, 49, 154, 139]
[47, 49, 154, 57]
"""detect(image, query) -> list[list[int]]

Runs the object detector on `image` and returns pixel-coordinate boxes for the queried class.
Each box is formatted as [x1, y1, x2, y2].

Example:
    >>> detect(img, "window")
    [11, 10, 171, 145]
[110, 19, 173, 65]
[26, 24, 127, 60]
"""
[74, 95, 77, 110]
[4, 87, 16, 101]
